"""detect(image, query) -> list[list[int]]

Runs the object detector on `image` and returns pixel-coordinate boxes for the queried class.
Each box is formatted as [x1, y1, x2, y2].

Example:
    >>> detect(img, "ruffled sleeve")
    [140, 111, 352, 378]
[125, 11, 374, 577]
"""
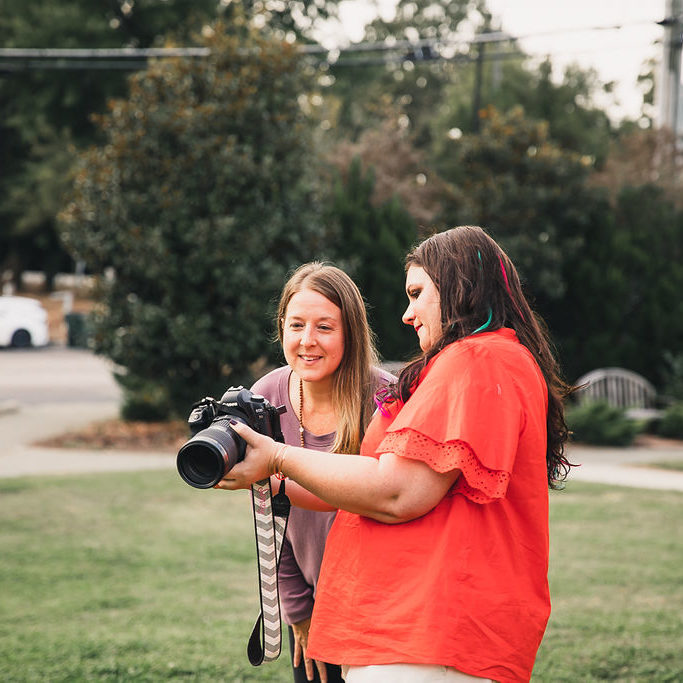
[378, 429, 510, 503]
[376, 336, 524, 502]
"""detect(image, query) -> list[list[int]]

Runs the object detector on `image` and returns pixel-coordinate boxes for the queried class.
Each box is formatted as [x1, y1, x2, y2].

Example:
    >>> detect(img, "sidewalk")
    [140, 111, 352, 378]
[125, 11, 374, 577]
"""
[0, 400, 175, 479]
[568, 442, 683, 492]
[1, 399, 683, 490]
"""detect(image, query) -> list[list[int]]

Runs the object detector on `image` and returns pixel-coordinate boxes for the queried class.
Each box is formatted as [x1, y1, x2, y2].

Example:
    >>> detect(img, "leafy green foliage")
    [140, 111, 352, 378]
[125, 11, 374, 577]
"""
[430, 53, 616, 163]
[59, 26, 328, 414]
[566, 401, 642, 447]
[557, 184, 683, 385]
[225, 0, 338, 38]
[658, 403, 683, 440]
[327, 157, 418, 360]
[326, 0, 481, 144]
[434, 105, 601, 305]
[0, 0, 337, 288]
[661, 352, 683, 402]
[0, 0, 222, 287]
[490, 60, 613, 164]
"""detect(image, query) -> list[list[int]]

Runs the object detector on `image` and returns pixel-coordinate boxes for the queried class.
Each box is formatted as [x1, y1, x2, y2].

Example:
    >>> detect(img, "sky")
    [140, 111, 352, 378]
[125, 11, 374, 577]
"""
[318, 0, 669, 124]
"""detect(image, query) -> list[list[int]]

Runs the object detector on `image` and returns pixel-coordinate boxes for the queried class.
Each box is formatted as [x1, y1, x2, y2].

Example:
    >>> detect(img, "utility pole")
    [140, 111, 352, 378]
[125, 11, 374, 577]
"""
[472, 22, 494, 133]
[658, 0, 683, 138]
[472, 38, 485, 132]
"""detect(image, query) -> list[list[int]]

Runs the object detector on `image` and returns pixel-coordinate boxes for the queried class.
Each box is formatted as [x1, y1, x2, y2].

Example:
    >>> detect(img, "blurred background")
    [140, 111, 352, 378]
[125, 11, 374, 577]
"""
[1, 0, 682, 431]
[1, 4, 683, 681]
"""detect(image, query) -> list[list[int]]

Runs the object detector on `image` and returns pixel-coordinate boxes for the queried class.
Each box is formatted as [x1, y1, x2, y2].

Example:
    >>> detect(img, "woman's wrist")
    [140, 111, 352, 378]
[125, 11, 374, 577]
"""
[270, 443, 289, 478]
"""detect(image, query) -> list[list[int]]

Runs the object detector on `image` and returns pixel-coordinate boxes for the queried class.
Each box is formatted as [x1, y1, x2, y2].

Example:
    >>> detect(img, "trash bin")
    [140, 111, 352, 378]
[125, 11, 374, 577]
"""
[65, 312, 89, 348]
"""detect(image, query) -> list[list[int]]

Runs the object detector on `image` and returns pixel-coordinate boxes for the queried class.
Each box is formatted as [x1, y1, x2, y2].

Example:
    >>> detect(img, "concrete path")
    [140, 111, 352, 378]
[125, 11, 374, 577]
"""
[0, 347, 176, 478]
[568, 443, 683, 492]
[0, 399, 681, 491]
[1, 346, 682, 490]
[0, 400, 176, 479]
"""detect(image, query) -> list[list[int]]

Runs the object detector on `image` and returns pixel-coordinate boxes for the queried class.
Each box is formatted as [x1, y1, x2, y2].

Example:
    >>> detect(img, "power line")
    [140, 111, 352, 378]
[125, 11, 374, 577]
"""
[0, 19, 666, 72]
[0, 47, 210, 58]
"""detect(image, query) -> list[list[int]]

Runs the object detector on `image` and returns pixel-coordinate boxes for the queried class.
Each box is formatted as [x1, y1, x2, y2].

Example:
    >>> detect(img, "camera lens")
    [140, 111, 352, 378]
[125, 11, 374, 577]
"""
[177, 443, 224, 487]
[176, 418, 247, 488]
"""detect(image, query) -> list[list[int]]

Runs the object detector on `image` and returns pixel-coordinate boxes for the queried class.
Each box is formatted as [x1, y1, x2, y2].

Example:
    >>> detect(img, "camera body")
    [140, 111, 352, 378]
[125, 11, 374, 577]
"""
[177, 386, 285, 489]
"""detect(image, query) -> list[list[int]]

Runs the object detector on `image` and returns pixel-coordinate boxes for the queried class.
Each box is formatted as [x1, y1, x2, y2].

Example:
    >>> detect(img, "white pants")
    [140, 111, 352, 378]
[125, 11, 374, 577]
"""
[343, 663, 493, 682]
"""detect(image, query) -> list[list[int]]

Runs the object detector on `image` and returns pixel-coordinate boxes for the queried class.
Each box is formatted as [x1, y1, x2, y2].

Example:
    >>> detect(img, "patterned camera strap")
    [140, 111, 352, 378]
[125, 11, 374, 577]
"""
[247, 478, 290, 666]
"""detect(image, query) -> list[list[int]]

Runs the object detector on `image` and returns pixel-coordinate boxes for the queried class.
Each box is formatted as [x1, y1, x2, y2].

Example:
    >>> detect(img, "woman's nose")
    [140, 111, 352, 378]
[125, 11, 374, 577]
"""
[402, 303, 414, 326]
[300, 325, 315, 345]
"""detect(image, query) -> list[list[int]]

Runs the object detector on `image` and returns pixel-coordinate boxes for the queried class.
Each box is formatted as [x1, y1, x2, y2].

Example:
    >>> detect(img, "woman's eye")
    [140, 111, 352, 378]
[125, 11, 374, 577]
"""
[289, 322, 303, 329]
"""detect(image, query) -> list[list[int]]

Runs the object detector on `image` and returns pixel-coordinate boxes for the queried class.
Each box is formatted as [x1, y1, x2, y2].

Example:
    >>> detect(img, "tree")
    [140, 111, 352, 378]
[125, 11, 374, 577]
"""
[557, 184, 683, 386]
[434, 106, 603, 311]
[324, 0, 486, 145]
[59, 24, 328, 414]
[327, 156, 418, 361]
[327, 117, 447, 229]
[431, 58, 614, 166]
[591, 128, 683, 209]
[0, 0, 338, 289]
[0, 0, 222, 288]
[496, 60, 613, 164]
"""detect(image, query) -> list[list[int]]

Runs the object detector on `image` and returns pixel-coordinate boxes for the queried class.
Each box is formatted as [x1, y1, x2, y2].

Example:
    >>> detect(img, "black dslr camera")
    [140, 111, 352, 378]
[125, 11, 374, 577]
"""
[176, 386, 285, 489]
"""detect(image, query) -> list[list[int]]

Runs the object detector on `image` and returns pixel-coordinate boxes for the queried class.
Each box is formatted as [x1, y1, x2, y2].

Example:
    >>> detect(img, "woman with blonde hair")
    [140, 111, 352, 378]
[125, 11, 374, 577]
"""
[247, 262, 394, 683]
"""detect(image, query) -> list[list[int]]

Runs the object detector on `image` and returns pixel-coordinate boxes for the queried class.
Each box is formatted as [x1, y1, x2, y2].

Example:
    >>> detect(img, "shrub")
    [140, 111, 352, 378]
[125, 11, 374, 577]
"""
[661, 351, 683, 402]
[566, 400, 642, 447]
[658, 403, 683, 440]
[119, 377, 173, 422]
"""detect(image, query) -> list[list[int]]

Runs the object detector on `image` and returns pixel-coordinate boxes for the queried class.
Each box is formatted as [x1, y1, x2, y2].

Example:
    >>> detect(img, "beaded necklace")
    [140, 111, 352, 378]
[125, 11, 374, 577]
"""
[297, 377, 305, 447]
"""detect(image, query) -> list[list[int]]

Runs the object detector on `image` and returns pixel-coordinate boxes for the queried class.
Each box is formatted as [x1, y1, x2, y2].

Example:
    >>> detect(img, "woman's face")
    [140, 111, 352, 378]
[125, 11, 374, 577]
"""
[402, 265, 442, 352]
[282, 288, 345, 383]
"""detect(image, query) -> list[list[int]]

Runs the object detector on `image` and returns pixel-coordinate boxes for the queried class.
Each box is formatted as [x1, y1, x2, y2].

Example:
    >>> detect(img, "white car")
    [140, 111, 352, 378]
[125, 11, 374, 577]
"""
[0, 296, 50, 348]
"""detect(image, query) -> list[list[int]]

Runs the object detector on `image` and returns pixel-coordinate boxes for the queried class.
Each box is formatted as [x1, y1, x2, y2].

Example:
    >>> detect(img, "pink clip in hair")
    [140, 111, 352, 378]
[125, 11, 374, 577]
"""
[498, 254, 526, 321]
[374, 386, 392, 417]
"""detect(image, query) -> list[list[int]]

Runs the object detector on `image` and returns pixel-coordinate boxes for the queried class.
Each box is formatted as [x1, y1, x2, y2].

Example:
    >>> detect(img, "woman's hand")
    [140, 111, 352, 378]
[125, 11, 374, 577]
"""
[217, 423, 460, 524]
[213, 421, 278, 490]
[292, 617, 328, 683]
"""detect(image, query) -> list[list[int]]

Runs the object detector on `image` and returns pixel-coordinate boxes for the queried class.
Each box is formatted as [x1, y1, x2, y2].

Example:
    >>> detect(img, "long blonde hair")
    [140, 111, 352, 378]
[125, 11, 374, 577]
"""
[277, 262, 379, 454]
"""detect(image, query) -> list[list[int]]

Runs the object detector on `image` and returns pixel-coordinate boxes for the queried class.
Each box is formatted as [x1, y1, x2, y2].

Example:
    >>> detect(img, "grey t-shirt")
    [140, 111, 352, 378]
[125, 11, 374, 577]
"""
[251, 365, 394, 624]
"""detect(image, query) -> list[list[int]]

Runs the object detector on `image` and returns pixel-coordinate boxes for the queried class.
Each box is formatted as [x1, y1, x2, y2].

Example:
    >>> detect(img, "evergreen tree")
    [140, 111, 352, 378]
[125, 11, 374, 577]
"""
[328, 157, 418, 361]
[558, 184, 683, 386]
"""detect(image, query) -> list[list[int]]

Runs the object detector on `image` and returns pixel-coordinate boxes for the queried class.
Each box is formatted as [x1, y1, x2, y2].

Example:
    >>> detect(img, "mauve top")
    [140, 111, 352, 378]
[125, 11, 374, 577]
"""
[251, 365, 394, 625]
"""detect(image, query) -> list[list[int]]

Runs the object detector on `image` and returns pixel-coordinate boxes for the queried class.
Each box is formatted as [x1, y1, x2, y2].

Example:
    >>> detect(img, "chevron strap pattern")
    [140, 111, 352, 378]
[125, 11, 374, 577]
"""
[247, 478, 290, 666]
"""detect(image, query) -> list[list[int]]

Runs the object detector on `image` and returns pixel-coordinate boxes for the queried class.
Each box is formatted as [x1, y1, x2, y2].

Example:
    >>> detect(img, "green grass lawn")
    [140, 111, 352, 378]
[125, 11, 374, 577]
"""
[1, 472, 681, 682]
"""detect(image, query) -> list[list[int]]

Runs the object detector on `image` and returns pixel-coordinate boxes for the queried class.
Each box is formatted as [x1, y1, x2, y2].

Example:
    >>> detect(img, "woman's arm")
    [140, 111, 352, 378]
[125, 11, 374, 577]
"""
[217, 422, 460, 524]
[272, 476, 336, 511]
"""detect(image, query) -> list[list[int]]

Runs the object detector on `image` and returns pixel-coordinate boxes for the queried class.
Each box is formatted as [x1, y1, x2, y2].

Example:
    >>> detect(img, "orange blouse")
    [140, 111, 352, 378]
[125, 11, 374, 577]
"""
[307, 329, 551, 683]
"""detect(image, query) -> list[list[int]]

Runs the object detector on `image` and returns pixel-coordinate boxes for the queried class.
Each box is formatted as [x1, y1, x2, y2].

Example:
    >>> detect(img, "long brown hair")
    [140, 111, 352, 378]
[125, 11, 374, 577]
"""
[395, 226, 574, 487]
[277, 262, 379, 454]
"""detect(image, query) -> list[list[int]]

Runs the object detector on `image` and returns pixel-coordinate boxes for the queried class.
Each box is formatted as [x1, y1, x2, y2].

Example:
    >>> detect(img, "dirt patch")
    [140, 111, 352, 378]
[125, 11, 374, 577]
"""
[36, 419, 189, 452]
[634, 433, 683, 449]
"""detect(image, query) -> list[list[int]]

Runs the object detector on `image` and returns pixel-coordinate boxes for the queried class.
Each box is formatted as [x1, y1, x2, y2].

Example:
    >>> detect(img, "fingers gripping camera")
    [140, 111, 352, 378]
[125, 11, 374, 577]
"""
[176, 386, 286, 489]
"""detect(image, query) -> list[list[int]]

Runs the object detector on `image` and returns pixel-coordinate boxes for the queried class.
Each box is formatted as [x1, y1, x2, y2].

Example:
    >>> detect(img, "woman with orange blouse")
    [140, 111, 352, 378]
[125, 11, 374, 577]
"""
[217, 226, 574, 682]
